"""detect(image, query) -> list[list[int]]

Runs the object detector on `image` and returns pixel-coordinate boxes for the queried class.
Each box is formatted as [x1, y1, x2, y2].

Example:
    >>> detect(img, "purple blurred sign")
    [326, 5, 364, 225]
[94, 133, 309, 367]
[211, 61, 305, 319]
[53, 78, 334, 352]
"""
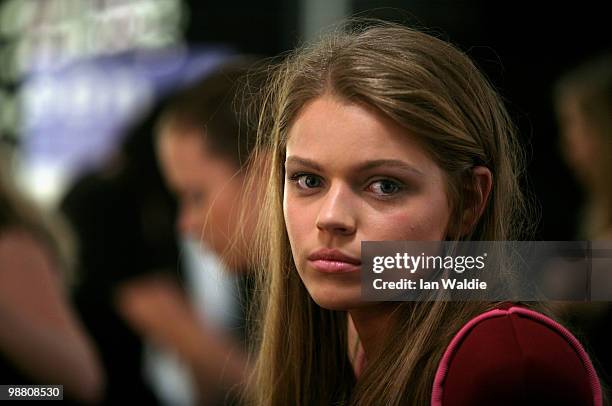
[20, 45, 233, 176]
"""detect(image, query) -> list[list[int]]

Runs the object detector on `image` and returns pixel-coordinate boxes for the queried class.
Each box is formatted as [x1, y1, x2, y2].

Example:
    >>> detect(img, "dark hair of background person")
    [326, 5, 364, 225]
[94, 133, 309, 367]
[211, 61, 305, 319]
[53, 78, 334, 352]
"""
[555, 52, 612, 136]
[156, 56, 262, 170]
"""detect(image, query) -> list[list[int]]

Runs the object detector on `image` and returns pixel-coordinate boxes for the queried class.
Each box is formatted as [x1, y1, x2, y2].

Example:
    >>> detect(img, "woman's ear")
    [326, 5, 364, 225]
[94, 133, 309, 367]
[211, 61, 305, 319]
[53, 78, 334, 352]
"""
[458, 166, 493, 236]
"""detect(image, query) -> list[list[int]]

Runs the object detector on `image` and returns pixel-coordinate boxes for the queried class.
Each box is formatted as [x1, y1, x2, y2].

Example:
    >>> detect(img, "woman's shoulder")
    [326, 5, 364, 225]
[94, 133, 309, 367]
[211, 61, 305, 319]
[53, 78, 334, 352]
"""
[431, 302, 603, 406]
[0, 227, 50, 260]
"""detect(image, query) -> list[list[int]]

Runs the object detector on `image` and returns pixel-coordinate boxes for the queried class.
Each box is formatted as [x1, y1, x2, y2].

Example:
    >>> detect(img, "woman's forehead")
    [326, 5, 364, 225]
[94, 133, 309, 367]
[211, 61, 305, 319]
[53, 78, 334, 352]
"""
[285, 96, 438, 175]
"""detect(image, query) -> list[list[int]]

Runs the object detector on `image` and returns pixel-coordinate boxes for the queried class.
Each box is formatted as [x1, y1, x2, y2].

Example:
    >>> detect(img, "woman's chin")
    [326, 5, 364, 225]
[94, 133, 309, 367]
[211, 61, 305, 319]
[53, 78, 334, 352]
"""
[308, 287, 366, 311]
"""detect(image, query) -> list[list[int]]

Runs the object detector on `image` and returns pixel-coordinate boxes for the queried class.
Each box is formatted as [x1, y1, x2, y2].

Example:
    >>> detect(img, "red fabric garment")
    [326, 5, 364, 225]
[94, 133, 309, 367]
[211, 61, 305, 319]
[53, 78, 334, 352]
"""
[432, 303, 602, 406]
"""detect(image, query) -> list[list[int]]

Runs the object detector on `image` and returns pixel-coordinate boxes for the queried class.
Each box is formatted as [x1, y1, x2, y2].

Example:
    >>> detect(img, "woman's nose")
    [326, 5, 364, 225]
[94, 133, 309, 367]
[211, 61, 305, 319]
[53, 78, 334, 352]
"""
[315, 182, 357, 236]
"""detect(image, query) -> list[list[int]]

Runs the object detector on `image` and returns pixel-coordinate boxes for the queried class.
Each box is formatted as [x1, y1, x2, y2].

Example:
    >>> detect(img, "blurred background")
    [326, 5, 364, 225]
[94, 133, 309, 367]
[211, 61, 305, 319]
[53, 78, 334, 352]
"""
[0, 0, 610, 405]
[0, 0, 610, 236]
[0, 0, 609, 236]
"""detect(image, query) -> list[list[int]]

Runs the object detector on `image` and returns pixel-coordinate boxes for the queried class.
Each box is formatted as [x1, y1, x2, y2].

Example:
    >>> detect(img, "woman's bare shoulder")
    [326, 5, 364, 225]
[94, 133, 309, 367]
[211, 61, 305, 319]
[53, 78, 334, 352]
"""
[0, 227, 55, 272]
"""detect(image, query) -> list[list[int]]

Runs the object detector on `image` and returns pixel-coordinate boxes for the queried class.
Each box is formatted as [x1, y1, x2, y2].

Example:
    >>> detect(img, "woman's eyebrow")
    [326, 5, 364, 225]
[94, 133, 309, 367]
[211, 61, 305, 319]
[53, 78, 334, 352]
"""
[356, 159, 424, 176]
[285, 157, 424, 176]
[285, 156, 323, 172]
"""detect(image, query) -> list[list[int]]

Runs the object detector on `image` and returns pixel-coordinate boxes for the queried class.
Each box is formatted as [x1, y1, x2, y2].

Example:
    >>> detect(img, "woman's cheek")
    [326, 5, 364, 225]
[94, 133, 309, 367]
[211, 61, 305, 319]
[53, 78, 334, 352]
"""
[364, 206, 447, 241]
[283, 199, 306, 271]
[285, 198, 309, 242]
[365, 211, 419, 240]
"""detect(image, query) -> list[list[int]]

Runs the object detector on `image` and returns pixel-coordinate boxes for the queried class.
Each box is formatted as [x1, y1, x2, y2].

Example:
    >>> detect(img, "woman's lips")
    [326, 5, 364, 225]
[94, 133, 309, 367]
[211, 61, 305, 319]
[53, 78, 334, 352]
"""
[308, 259, 361, 273]
[307, 248, 361, 273]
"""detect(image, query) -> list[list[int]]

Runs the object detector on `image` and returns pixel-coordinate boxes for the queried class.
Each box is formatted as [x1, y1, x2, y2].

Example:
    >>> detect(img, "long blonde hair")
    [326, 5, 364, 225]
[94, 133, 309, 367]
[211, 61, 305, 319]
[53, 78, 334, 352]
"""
[246, 20, 533, 405]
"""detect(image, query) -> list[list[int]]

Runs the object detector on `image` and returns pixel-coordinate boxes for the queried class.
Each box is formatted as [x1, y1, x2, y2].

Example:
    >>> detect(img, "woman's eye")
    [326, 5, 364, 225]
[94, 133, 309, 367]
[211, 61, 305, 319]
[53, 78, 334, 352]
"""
[368, 179, 403, 196]
[290, 173, 323, 189]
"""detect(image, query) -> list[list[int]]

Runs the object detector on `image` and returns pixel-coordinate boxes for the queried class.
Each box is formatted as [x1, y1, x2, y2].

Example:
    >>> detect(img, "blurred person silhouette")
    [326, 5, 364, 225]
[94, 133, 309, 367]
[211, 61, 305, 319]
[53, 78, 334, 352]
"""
[553, 51, 612, 390]
[555, 52, 612, 240]
[120, 57, 266, 405]
[67, 58, 262, 406]
[154, 57, 261, 272]
[0, 144, 105, 403]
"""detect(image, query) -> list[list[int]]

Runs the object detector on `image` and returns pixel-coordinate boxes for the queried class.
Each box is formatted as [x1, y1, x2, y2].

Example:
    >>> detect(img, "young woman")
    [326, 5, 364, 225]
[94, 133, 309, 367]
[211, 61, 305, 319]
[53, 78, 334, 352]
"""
[246, 21, 603, 405]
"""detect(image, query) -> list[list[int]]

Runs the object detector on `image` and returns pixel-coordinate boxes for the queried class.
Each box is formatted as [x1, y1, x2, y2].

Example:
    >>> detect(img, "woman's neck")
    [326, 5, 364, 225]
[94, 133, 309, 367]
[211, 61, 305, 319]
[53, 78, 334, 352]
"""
[584, 196, 612, 238]
[348, 303, 399, 364]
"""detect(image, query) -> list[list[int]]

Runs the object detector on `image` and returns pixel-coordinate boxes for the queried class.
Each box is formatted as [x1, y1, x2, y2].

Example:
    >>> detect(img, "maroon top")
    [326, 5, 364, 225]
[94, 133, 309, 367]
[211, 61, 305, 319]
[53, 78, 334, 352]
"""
[432, 302, 602, 406]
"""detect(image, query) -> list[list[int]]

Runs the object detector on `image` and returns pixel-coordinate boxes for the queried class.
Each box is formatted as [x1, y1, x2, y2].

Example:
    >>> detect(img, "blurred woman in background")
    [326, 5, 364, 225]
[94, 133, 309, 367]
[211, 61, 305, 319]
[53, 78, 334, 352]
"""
[553, 52, 612, 393]
[555, 53, 612, 240]
[116, 58, 264, 405]
[0, 145, 104, 403]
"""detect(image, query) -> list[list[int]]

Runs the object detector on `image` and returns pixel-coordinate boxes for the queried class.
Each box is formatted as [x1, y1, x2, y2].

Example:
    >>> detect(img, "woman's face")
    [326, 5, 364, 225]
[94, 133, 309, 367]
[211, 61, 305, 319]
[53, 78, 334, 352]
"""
[157, 126, 252, 270]
[558, 94, 601, 187]
[283, 95, 452, 310]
